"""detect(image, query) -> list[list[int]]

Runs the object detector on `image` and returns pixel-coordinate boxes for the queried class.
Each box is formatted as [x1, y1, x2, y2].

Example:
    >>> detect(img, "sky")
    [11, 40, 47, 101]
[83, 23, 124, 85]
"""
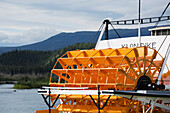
[0, 0, 169, 47]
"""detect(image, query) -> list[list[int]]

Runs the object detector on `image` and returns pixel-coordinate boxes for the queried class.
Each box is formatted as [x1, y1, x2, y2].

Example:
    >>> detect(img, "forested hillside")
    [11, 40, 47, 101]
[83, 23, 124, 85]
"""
[0, 42, 95, 75]
[0, 42, 95, 88]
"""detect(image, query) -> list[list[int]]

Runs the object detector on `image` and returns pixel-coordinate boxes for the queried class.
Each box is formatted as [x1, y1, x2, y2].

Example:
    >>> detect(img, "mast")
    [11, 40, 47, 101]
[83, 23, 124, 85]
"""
[138, 0, 141, 47]
[104, 19, 110, 40]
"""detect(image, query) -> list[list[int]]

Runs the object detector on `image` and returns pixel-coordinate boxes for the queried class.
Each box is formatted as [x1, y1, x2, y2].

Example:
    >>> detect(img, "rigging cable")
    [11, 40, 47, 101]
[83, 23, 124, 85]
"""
[88, 23, 104, 48]
[156, 43, 170, 84]
[110, 23, 121, 38]
[154, 2, 170, 28]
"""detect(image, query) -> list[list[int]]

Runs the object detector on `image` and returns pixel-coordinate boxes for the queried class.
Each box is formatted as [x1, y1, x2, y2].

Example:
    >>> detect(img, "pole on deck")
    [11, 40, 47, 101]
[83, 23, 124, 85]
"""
[49, 88, 51, 113]
[98, 85, 100, 113]
[104, 19, 110, 40]
[138, 0, 141, 47]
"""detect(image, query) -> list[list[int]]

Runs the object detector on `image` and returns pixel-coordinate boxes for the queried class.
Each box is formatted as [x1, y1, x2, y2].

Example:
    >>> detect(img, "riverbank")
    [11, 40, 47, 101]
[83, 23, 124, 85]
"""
[0, 74, 49, 89]
[13, 81, 48, 89]
[0, 81, 17, 84]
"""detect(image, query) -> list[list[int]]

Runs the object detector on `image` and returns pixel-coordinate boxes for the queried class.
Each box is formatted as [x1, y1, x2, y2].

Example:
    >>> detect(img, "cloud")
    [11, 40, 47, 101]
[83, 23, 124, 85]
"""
[0, 32, 8, 40]
[0, 28, 58, 46]
[0, 0, 169, 46]
[20, 28, 58, 44]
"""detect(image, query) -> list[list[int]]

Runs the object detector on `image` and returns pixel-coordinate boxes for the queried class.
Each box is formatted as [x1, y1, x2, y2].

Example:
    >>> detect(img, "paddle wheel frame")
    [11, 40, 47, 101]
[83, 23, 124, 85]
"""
[36, 46, 169, 113]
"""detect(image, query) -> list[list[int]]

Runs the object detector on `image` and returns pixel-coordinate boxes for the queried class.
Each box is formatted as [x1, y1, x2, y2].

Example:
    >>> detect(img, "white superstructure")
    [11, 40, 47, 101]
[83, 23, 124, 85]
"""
[96, 26, 170, 73]
[149, 26, 170, 36]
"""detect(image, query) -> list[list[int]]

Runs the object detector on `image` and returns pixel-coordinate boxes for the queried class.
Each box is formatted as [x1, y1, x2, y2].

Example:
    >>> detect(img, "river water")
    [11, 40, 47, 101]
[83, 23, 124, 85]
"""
[0, 84, 57, 113]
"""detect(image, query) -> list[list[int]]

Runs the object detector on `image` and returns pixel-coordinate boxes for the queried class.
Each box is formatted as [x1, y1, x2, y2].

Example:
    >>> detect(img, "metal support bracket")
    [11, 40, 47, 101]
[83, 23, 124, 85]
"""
[89, 86, 111, 113]
[41, 88, 60, 113]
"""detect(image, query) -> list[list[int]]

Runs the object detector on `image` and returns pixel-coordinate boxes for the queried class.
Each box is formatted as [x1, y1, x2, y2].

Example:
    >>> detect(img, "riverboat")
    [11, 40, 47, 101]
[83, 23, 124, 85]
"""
[35, 1, 170, 113]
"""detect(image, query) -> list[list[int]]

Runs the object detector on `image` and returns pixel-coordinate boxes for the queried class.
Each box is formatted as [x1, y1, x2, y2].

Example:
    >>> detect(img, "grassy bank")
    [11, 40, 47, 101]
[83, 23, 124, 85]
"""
[0, 73, 50, 89]
[13, 81, 48, 89]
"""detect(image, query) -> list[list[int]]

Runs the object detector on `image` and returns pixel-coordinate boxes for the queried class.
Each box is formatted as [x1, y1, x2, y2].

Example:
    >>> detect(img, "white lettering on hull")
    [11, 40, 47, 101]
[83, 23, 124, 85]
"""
[121, 42, 156, 49]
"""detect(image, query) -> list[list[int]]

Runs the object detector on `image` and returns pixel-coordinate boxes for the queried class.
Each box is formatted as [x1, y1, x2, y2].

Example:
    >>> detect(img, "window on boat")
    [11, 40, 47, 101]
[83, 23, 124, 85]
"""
[156, 30, 161, 35]
[162, 29, 167, 35]
[152, 30, 155, 36]
[168, 29, 170, 35]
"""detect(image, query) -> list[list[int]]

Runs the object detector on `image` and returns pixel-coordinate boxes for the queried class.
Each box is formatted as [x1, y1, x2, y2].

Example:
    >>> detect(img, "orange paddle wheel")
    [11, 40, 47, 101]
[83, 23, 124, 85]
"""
[36, 46, 169, 113]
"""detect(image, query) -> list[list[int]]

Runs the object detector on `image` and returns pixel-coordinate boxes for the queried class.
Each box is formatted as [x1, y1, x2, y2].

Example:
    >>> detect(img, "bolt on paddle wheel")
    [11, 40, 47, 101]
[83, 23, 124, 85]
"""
[36, 46, 169, 113]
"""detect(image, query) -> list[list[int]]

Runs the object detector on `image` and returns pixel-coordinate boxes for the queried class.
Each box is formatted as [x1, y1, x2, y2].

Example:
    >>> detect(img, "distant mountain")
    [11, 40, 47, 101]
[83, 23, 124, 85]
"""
[0, 26, 152, 54]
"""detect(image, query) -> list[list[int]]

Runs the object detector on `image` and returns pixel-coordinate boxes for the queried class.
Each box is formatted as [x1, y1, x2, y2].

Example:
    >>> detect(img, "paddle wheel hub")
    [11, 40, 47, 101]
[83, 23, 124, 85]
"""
[136, 75, 152, 90]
